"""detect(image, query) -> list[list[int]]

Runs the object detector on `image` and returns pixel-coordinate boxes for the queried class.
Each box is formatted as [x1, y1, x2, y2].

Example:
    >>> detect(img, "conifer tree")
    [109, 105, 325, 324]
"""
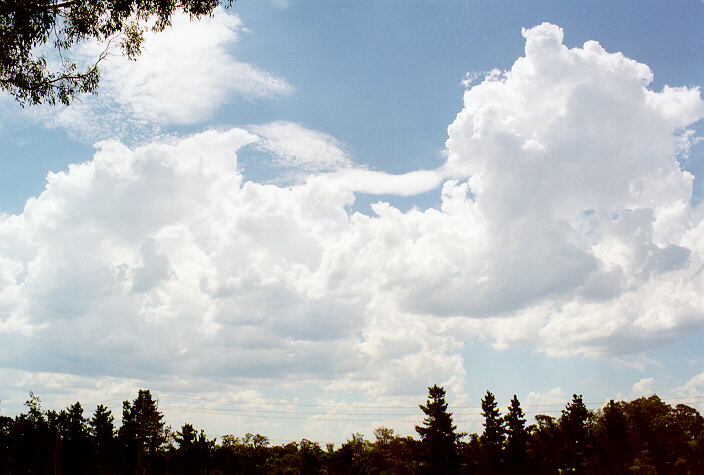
[119, 389, 168, 472]
[480, 390, 505, 473]
[90, 404, 115, 469]
[415, 385, 461, 473]
[504, 394, 528, 472]
[559, 394, 590, 473]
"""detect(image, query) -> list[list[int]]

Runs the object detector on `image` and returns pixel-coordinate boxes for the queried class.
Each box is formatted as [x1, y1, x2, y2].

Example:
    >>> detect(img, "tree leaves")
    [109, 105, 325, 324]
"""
[0, 0, 231, 105]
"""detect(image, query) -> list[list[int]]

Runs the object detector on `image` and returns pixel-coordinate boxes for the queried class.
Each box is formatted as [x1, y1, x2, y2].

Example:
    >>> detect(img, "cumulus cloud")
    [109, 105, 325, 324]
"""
[3, 23, 704, 435]
[442, 22, 704, 356]
[525, 387, 566, 408]
[677, 372, 704, 396]
[632, 377, 654, 396]
[0, 128, 462, 407]
[28, 9, 292, 141]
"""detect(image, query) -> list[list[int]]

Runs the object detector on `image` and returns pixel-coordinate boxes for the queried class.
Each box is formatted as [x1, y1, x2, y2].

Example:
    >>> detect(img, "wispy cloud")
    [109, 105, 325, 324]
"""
[27, 9, 293, 142]
[249, 121, 353, 172]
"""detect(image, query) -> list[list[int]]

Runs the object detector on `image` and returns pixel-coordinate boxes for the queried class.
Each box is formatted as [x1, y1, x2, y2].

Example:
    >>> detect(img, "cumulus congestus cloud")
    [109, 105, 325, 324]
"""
[443, 23, 704, 356]
[1, 23, 703, 402]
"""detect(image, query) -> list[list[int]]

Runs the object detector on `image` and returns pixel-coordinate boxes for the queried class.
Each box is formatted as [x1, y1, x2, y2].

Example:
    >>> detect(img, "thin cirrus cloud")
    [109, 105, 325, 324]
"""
[249, 121, 354, 171]
[27, 8, 293, 141]
[1, 23, 704, 412]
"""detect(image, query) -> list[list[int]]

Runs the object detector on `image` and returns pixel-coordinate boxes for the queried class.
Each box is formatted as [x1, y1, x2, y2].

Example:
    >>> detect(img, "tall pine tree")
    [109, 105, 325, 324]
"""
[480, 390, 505, 474]
[90, 404, 115, 470]
[415, 385, 461, 473]
[559, 394, 590, 473]
[119, 389, 168, 473]
[504, 395, 528, 473]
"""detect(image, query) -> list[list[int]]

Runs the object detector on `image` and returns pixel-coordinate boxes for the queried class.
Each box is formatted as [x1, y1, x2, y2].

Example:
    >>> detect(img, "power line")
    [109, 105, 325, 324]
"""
[151, 393, 704, 410]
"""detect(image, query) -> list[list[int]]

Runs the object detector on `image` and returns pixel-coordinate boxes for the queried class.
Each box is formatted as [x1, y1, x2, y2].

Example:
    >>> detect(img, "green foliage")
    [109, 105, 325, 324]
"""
[330, 432, 372, 474]
[0, 0, 233, 106]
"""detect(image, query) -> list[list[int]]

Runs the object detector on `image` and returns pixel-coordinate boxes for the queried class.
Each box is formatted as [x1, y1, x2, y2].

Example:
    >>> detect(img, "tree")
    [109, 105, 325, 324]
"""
[174, 423, 215, 473]
[0, 0, 233, 106]
[90, 404, 115, 470]
[8, 392, 54, 473]
[415, 384, 461, 473]
[368, 428, 420, 474]
[591, 400, 630, 473]
[331, 433, 371, 474]
[60, 401, 91, 473]
[528, 414, 560, 473]
[559, 394, 590, 473]
[119, 389, 168, 472]
[503, 395, 528, 473]
[480, 390, 504, 474]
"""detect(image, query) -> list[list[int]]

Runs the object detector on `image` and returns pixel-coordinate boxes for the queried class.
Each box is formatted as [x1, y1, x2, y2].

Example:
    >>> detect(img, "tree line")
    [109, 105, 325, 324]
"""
[1, 386, 703, 473]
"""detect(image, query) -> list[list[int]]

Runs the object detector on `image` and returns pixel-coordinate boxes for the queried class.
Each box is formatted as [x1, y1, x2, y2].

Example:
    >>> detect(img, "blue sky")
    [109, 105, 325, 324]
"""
[1, 0, 704, 444]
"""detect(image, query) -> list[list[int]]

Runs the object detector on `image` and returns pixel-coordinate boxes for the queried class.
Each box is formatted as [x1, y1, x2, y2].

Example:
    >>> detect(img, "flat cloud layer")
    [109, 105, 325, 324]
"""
[1, 23, 704, 416]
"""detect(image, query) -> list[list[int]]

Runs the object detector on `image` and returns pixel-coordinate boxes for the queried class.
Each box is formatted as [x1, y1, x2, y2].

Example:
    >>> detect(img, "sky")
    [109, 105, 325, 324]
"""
[1, 0, 704, 445]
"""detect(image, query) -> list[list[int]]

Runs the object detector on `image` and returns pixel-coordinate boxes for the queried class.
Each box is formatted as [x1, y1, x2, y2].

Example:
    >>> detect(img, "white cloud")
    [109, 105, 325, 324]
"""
[677, 372, 704, 396]
[249, 121, 353, 171]
[0, 128, 463, 409]
[315, 168, 444, 196]
[441, 22, 704, 356]
[247, 121, 444, 194]
[632, 377, 654, 396]
[29, 9, 292, 141]
[525, 387, 566, 408]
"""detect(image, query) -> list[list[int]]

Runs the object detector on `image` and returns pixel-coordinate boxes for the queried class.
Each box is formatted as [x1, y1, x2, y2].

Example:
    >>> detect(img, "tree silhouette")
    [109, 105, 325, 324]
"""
[504, 394, 528, 473]
[0, 1, 234, 106]
[119, 389, 168, 473]
[480, 390, 505, 473]
[1, 388, 704, 473]
[10, 392, 53, 473]
[591, 399, 630, 473]
[529, 414, 560, 473]
[559, 394, 590, 473]
[175, 423, 215, 473]
[90, 404, 115, 470]
[415, 384, 461, 473]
